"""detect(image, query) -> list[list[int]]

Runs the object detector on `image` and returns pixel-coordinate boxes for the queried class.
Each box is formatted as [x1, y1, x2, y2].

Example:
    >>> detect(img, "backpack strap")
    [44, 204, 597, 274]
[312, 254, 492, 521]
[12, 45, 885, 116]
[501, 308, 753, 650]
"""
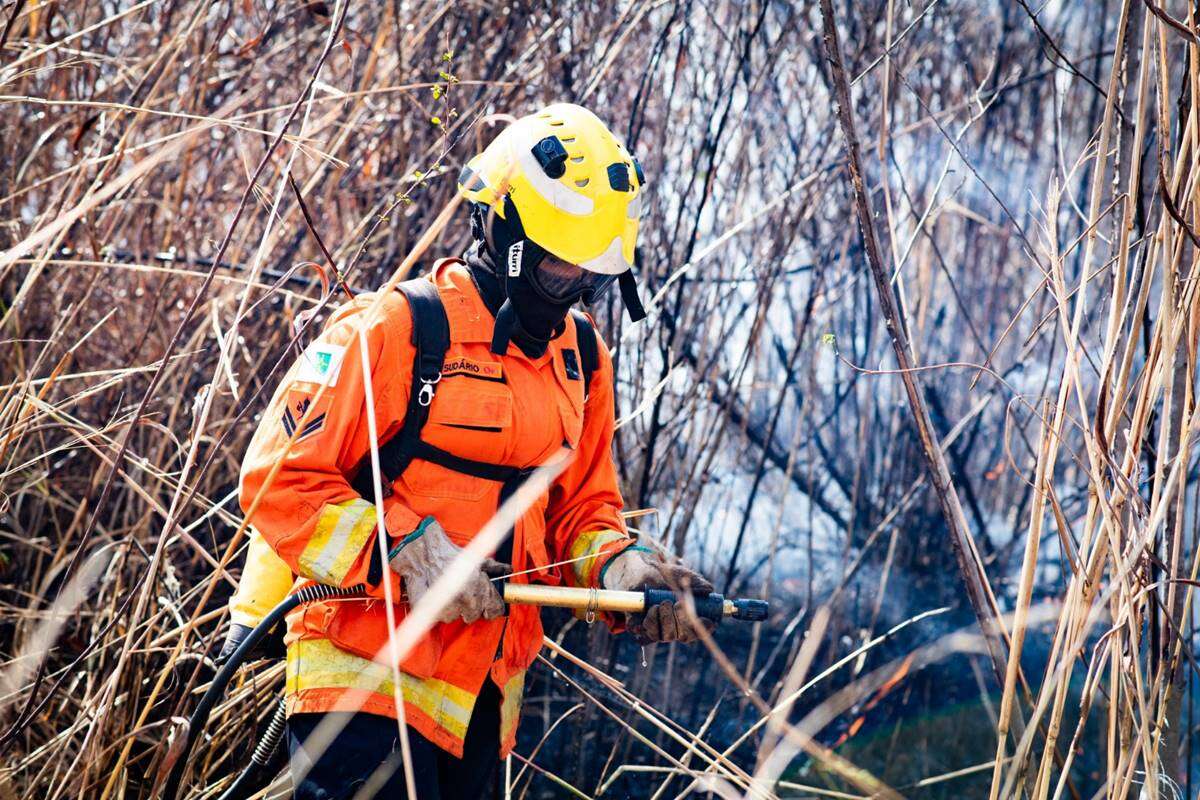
[349, 277, 449, 496]
[571, 310, 599, 398]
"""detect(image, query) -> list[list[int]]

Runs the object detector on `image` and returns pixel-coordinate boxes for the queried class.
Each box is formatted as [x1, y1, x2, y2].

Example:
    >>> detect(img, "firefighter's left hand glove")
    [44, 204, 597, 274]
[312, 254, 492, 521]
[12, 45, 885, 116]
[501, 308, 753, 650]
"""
[603, 547, 715, 644]
[389, 517, 507, 624]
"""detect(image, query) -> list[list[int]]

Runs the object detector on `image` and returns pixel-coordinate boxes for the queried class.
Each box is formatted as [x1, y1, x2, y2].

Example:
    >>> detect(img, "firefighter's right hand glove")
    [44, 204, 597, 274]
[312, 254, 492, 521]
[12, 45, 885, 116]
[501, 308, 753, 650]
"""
[388, 516, 507, 625]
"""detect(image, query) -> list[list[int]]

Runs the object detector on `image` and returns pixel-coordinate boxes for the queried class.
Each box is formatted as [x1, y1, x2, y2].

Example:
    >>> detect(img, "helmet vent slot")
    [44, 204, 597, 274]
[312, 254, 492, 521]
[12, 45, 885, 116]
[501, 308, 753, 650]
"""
[574, 178, 590, 187]
[570, 156, 584, 163]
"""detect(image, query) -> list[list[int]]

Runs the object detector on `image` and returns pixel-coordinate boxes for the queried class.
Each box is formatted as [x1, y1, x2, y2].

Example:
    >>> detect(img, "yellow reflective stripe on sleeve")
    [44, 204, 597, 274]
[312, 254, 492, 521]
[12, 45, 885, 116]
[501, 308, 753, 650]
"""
[286, 638, 475, 740]
[299, 499, 376, 585]
[500, 670, 525, 742]
[567, 529, 627, 586]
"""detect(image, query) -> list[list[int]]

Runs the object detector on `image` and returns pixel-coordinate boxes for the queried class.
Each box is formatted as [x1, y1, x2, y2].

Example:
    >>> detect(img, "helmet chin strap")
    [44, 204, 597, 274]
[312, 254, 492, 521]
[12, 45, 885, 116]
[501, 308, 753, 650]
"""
[489, 299, 519, 356]
[618, 269, 647, 322]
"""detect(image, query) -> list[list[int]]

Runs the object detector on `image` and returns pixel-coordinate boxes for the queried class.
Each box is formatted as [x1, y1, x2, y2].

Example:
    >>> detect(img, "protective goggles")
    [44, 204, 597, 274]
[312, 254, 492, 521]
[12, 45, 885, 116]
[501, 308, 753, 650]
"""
[527, 255, 618, 305]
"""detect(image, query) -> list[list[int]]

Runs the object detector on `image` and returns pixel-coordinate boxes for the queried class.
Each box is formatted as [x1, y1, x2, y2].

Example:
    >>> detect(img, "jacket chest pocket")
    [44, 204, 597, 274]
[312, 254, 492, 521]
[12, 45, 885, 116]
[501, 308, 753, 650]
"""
[399, 378, 513, 502]
[426, 378, 512, 460]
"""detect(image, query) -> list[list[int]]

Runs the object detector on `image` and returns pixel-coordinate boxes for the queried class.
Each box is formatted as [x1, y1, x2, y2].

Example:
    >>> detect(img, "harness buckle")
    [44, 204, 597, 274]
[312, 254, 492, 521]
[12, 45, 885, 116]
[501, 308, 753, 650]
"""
[417, 376, 439, 406]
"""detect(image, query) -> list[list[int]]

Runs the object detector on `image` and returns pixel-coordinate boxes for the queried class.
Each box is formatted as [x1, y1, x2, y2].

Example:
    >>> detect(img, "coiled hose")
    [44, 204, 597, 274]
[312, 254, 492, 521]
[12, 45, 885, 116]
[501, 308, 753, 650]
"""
[162, 583, 364, 800]
[211, 699, 286, 800]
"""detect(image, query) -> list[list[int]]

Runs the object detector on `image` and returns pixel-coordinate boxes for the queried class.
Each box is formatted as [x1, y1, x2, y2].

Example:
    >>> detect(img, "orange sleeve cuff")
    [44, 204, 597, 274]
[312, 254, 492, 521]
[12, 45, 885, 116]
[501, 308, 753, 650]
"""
[362, 502, 425, 601]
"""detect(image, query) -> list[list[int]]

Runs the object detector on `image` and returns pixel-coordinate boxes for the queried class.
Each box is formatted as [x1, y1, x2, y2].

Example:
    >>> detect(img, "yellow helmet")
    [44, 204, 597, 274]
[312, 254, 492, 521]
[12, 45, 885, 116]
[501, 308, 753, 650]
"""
[458, 103, 646, 331]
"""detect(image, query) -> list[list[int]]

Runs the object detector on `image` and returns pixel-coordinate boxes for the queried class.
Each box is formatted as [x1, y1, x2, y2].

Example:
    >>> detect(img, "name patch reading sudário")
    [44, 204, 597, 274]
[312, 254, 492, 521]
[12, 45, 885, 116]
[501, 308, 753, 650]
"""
[442, 357, 503, 380]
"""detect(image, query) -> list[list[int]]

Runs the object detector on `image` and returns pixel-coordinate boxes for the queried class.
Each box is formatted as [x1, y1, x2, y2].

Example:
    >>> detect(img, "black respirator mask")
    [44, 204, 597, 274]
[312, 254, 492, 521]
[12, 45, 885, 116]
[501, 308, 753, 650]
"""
[470, 200, 645, 357]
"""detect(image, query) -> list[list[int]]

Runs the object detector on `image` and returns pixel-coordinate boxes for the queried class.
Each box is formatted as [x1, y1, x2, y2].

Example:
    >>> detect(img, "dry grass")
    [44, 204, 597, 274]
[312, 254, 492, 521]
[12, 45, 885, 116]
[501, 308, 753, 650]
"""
[4, 1, 1200, 798]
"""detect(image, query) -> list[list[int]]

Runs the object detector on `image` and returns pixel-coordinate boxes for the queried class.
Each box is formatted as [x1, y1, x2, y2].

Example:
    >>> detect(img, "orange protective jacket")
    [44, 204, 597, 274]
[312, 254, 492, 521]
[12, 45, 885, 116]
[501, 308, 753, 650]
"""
[238, 259, 635, 757]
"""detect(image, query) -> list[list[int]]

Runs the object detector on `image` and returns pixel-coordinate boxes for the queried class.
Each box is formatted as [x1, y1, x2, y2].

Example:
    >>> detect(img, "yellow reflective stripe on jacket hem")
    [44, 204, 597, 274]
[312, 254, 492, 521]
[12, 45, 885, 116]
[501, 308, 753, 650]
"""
[567, 529, 627, 586]
[299, 499, 376, 584]
[286, 638, 475, 740]
[500, 670, 525, 742]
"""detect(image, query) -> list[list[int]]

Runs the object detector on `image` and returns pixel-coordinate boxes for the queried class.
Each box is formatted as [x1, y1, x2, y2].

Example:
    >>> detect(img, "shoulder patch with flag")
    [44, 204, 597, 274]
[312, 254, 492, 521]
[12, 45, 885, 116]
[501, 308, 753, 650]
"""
[295, 342, 346, 387]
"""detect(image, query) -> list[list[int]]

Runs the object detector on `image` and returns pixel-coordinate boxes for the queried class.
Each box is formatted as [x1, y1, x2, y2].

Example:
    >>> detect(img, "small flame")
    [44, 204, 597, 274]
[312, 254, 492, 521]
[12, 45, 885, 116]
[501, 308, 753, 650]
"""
[832, 655, 915, 749]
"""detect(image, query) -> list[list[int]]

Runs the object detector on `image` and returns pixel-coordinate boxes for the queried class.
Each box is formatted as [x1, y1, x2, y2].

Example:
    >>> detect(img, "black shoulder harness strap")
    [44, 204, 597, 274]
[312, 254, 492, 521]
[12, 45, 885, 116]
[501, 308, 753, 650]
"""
[570, 310, 599, 395]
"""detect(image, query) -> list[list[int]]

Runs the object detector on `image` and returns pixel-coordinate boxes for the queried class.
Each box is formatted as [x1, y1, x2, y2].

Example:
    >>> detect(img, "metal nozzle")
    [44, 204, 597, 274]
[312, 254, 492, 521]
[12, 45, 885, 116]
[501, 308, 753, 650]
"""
[729, 598, 769, 622]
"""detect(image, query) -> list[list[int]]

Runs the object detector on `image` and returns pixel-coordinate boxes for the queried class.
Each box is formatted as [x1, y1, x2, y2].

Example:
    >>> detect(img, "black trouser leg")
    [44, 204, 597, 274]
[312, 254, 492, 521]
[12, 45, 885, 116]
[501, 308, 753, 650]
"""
[436, 679, 503, 800]
[287, 711, 441, 800]
[287, 679, 504, 800]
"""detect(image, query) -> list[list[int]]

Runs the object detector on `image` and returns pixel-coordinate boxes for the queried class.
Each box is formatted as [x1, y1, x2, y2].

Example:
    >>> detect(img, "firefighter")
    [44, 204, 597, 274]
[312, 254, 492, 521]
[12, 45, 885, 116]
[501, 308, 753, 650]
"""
[236, 103, 714, 799]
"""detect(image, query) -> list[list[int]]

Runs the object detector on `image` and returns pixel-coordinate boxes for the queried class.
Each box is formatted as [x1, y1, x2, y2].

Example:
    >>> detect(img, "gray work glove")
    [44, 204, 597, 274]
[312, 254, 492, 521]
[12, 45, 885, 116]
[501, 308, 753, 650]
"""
[602, 546, 715, 644]
[388, 517, 507, 624]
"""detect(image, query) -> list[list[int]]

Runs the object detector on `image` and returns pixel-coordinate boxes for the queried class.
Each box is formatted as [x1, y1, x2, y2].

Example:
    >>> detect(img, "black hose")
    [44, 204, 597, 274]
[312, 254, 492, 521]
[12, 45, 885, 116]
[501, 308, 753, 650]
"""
[162, 584, 364, 800]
